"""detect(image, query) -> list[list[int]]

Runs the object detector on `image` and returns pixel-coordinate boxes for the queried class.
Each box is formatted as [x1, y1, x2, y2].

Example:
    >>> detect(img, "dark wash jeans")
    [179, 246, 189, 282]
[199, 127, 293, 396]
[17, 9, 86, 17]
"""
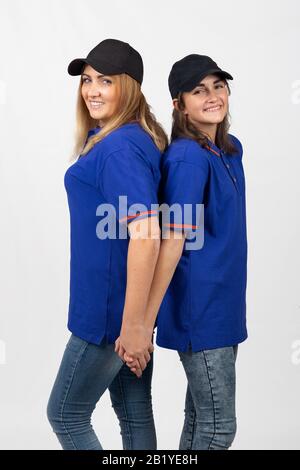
[178, 344, 238, 450]
[47, 334, 156, 450]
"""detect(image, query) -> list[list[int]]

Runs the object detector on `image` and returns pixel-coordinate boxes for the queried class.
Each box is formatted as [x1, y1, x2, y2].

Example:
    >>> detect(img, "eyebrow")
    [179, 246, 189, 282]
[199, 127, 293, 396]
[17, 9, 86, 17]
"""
[81, 73, 106, 78]
[196, 78, 225, 87]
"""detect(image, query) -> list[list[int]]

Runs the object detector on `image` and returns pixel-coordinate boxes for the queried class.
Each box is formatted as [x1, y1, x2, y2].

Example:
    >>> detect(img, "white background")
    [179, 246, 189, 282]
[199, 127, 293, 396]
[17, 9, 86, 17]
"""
[0, 0, 299, 450]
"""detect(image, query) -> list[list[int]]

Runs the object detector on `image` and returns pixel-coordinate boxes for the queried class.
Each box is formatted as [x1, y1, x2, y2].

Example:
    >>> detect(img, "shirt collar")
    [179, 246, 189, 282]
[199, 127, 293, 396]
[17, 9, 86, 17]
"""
[87, 126, 102, 138]
[204, 139, 222, 157]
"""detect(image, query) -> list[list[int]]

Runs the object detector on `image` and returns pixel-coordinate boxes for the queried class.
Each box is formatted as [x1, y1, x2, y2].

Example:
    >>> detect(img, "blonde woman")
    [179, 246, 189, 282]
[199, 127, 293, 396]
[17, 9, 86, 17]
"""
[47, 39, 167, 450]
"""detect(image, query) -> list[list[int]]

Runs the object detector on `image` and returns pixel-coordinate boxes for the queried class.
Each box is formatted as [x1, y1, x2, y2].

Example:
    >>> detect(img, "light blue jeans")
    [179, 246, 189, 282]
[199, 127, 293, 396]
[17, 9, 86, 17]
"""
[178, 345, 238, 450]
[47, 334, 156, 450]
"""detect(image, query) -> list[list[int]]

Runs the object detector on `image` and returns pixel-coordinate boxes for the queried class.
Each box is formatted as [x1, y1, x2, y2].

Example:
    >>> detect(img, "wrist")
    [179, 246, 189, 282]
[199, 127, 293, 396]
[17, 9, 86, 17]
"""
[144, 321, 154, 332]
[121, 321, 145, 333]
[144, 310, 156, 331]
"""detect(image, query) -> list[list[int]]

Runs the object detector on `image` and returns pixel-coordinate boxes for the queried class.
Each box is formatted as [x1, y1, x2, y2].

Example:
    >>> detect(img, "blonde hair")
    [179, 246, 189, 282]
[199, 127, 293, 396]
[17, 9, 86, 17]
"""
[70, 73, 168, 161]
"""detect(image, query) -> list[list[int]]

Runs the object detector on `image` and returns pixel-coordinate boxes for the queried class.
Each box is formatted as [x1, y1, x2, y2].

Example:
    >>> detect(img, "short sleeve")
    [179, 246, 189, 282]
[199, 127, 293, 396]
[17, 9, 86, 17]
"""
[160, 160, 209, 233]
[99, 149, 159, 225]
[230, 135, 243, 160]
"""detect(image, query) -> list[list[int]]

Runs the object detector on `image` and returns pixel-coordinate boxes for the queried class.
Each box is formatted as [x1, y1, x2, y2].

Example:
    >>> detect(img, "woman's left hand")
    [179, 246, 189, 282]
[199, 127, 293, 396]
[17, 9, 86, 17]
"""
[115, 324, 154, 376]
[115, 337, 143, 377]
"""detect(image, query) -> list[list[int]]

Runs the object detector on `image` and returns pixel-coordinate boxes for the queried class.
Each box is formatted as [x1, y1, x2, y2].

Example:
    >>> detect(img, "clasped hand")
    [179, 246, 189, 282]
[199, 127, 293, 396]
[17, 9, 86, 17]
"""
[115, 324, 154, 378]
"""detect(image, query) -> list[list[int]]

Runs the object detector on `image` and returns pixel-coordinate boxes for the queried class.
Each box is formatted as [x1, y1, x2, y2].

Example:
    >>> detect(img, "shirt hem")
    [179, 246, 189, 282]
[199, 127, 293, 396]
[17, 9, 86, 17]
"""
[156, 331, 248, 353]
[67, 323, 106, 346]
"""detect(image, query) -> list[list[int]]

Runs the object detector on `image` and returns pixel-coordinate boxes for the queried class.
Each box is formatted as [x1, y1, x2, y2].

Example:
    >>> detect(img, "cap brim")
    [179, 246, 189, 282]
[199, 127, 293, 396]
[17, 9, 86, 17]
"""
[206, 68, 233, 81]
[181, 68, 233, 95]
[68, 57, 125, 77]
[67, 58, 89, 76]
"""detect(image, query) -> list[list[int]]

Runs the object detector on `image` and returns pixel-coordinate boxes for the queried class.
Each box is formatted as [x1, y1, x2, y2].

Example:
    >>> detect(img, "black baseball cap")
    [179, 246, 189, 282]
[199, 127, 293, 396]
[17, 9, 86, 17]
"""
[67, 38, 144, 84]
[168, 54, 233, 99]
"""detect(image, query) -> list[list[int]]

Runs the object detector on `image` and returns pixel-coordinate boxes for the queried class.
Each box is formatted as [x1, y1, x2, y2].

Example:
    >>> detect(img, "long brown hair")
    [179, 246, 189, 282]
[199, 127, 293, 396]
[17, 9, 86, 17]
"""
[70, 73, 168, 161]
[171, 82, 237, 154]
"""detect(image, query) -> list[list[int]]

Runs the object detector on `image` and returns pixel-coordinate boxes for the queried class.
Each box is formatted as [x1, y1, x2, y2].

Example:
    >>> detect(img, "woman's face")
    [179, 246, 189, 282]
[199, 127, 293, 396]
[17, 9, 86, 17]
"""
[81, 64, 120, 126]
[179, 74, 229, 130]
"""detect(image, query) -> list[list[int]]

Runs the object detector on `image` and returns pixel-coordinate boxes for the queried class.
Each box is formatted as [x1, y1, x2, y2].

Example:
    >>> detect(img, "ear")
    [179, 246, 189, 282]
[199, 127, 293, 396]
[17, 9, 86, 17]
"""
[173, 98, 187, 115]
[172, 99, 179, 111]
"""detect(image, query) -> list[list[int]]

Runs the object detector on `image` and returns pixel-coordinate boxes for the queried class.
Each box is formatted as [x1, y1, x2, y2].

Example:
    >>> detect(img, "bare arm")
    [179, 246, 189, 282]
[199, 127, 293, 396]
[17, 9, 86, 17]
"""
[116, 217, 161, 370]
[126, 229, 185, 375]
[144, 229, 186, 333]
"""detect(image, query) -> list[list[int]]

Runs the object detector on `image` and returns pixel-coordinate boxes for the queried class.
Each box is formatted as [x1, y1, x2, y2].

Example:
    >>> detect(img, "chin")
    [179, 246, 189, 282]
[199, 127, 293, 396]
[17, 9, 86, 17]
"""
[90, 112, 105, 120]
[203, 114, 225, 124]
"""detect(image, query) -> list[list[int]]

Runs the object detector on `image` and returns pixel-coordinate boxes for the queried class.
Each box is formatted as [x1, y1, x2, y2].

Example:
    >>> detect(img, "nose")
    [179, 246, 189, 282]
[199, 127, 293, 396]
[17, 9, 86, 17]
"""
[206, 88, 218, 102]
[87, 82, 101, 98]
[208, 92, 218, 103]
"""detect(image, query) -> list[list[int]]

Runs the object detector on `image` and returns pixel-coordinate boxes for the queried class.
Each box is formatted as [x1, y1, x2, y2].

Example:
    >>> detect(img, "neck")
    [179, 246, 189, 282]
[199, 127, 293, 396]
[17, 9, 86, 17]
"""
[194, 122, 217, 144]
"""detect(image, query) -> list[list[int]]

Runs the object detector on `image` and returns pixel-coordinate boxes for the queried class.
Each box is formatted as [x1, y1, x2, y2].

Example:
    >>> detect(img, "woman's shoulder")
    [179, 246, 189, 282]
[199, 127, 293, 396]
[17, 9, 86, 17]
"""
[101, 122, 160, 156]
[228, 134, 243, 158]
[162, 137, 210, 168]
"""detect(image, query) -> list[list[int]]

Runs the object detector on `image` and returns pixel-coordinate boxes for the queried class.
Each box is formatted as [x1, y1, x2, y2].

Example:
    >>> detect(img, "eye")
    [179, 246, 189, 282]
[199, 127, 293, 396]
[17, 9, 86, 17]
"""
[215, 83, 225, 89]
[193, 88, 206, 95]
[81, 77, 90, 84]
[101, 78, 112, 85]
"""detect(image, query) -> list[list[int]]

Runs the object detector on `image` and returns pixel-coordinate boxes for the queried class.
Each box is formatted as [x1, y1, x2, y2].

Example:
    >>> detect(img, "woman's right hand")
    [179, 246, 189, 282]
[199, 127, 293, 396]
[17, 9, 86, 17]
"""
[117, 324, 153, 367]
[124, 349, 154, 377]
[124, 325, 154, 376]
[115, 325, 154, 377]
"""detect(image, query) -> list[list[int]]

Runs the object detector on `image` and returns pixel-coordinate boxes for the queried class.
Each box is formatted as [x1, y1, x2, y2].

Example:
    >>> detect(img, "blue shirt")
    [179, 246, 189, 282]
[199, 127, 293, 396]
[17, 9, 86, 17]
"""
[64, 123, 161, 345]
[156, 136, 248, 352]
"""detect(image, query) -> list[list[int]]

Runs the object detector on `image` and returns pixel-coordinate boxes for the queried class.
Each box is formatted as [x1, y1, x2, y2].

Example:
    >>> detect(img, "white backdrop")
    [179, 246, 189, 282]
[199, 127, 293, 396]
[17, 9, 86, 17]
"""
[0, 0, 299, 450]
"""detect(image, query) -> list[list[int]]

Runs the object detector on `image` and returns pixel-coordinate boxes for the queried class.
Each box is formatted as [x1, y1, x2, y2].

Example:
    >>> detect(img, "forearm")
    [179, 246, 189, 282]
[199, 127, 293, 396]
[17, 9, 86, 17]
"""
[144, 234, 185, 331]
[121, 237, 161, 328]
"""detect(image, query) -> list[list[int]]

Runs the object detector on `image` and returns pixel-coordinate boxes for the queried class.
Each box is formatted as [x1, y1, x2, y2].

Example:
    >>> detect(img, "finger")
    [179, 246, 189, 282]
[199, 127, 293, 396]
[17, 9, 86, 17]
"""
[125, 357, 135, 363]
[126, 360, 139, 369]
[124, 352, 135, 363]
[114, 339, 120, 353]
[144, 351, 151, 363]
[134, 366, 142, 378]
[138, 356, 147, 371]
[131, 359, 142, 377]
[125, 357, 138, 366]
[118, 344, 126, 361]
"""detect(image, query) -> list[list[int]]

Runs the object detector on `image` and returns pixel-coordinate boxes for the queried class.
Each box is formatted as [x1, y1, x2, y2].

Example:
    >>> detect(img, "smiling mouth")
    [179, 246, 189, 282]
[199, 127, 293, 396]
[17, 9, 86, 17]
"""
[204, 105, 222, 112]
[89, 101, 105, 109]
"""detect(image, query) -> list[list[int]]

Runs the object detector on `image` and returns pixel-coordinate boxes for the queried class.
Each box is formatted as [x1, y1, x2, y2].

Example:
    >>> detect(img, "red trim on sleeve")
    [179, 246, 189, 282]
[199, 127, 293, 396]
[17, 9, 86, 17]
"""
[120, 210, 158, 224]
[163, 223, 199, 229]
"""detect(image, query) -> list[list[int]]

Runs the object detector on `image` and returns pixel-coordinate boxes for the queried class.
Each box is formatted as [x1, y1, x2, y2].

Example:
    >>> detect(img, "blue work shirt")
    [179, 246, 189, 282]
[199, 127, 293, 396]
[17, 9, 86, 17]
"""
[64, 122, 161, 345]
[156, 135, 248, 352]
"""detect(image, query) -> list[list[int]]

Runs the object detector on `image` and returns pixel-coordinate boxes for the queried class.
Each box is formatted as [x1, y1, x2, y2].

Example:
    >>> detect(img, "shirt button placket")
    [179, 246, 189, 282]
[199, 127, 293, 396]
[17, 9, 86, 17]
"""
[221, 151, 239, 192]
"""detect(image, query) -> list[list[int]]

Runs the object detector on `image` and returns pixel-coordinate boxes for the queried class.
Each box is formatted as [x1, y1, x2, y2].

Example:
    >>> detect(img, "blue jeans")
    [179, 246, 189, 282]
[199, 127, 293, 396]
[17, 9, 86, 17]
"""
[178, 345, 238, 450]
[47, 334, 156, 450]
